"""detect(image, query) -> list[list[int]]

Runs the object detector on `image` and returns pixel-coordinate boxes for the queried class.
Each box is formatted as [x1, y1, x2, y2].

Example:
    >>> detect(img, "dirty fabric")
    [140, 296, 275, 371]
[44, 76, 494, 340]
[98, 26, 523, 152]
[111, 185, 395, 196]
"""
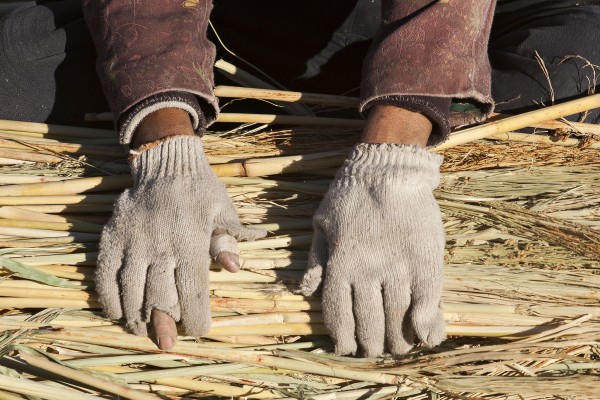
[85, 0, 495, 145]
[81, 0, 218, 143]
[361, 1, 497, 121]
[1, 0, 599, 134]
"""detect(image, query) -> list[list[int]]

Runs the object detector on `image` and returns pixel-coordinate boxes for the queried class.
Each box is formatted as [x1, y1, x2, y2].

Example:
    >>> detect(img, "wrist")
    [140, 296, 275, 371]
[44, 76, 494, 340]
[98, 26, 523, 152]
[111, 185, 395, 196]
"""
[360, 105, 432, 147]
[132, 108, 195, 149]
[335, 143, 443, 188]
[131, 136, 212, 183]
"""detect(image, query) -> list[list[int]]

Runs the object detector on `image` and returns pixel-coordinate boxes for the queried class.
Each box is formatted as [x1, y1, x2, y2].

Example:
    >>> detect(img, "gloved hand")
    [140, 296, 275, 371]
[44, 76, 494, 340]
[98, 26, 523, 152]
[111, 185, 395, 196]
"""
[300, 143, 446, 357]
[96, 136, 266, 339]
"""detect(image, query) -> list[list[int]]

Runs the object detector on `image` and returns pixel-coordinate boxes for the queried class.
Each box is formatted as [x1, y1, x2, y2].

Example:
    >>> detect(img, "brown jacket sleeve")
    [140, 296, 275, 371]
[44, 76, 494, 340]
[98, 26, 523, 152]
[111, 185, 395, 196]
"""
[361, 0, 496, 136]
[82, 0, 218, 144]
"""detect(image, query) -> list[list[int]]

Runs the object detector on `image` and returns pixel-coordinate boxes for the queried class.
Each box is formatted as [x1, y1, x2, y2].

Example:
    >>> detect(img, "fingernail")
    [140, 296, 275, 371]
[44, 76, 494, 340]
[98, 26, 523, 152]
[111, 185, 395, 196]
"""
[230, 254, 240, 269]
[157, 335, 174, 350]
[229, 254, 240, 269]
[219, 252, 240, 272]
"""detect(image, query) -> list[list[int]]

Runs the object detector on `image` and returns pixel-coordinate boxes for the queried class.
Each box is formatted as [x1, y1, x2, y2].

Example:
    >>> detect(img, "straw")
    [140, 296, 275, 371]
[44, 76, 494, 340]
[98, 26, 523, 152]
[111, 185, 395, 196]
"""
[18, 352, 161, 400]
[1, 89, 599, 399]
[0, 374, 100, 400]
[437, 93, 600, 149]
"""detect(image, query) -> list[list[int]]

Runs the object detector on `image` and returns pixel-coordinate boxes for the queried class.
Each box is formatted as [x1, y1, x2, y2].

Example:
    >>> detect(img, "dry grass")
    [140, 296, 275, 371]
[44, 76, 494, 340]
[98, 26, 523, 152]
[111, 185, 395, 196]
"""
[0, 94, 598, 399]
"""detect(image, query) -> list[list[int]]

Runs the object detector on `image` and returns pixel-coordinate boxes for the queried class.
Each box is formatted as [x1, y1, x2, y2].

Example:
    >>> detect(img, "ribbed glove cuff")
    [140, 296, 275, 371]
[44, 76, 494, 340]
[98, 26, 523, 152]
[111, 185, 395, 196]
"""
[131, 136, 213, 183]
[119, 92, 206, 146]
[337, 143, 443, 187]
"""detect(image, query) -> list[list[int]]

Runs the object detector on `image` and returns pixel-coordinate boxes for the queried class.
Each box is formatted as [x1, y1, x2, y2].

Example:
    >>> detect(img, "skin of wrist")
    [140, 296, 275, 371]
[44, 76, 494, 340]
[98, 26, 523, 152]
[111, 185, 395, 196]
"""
[132, 108, 195, 149]
[360, 105, 433, 147]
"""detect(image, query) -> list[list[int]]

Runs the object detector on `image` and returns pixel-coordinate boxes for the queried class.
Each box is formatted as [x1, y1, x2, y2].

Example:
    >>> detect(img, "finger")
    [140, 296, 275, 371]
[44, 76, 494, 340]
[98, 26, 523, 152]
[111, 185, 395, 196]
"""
[322, 280, 357, 356]
[299, 228, 328, 296]
[411, 277, 446, 347]
[95, 227, 126, 320]
[119, 252, 151, 336]
[176, 256, 212, 336]
[383, 282, 415, 356]
[145, 258, 180, 322]
[353, 283, 385, 358]
[215, 252, 240, 273]
[143, 256, 181, 350]
[216, 200, 267, 241]
[151, 309, 178, 350]
[210, 230, 240, 272]
[224, 223, 267, 242]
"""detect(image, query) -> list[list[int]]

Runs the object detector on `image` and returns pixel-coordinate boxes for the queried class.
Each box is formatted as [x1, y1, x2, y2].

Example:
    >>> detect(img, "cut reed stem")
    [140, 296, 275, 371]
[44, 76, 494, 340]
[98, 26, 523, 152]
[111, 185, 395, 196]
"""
[0, 176, 132, 197]
[489, 131, 600, 148]
[438, 94, 600, 149]
[217, 113, 365, 128]
[19, 352, 162, 400]
[0, 119, 113, 138]
[0, 374, 99, 400]
[215, 85, 360, 108]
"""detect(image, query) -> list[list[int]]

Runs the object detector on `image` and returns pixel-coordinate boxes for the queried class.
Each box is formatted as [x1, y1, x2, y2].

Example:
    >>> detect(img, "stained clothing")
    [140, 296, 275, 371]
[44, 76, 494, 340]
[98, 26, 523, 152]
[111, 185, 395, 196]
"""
[0, 0, 599, 142]
[81, 0, 495, 146]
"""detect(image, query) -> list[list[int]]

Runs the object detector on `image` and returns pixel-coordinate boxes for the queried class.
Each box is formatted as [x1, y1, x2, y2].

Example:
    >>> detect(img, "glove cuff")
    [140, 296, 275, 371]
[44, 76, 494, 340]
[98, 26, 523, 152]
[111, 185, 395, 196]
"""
[338, 143, 443, 187]
[131, 136, 213, 183]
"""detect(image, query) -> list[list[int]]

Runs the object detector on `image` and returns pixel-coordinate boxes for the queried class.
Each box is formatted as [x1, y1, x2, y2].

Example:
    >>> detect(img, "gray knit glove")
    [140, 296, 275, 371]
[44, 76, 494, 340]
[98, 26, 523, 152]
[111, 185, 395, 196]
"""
[300, 144, 446, 357]
[96, 136, 265, 336]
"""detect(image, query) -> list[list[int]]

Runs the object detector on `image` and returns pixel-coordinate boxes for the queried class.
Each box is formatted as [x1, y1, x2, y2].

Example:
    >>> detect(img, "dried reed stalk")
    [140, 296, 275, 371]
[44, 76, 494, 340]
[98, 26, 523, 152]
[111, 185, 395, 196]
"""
[213, 59, 313, 117]
[19, 352, 161, 400]
[0, 148, 63, 163]
[489, 131, 600, 148]
[217, 113, 365, 128]
[0, 139, 123, 158]
[0, 119, 112, 138]
[0, 156, 34, 166]
[215, 85, 360, 108]
[1, 97, 599, 399]
[438, 93, 600, 149]
[0, 374, 100, 400]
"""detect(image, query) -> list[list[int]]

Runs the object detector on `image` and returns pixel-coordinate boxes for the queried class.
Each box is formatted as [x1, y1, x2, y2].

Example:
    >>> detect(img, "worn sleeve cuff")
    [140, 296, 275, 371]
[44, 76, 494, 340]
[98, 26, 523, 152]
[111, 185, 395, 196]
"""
[362, 95, 451, 147]
[118, 91, 207, 146]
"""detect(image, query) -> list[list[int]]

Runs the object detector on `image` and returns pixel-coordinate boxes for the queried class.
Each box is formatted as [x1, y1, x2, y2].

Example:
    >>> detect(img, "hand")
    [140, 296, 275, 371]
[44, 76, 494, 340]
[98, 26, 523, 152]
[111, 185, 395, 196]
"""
[300, 143, 446, 357]
[96, 136, 266, 348]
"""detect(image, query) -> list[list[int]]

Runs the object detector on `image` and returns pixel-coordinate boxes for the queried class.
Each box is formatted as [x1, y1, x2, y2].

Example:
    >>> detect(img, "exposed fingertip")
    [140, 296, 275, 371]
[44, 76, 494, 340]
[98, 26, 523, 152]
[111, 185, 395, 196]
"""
[151, 309, 178, 350]
[216, 252, 240, 273]
[157, 335, 175, 350]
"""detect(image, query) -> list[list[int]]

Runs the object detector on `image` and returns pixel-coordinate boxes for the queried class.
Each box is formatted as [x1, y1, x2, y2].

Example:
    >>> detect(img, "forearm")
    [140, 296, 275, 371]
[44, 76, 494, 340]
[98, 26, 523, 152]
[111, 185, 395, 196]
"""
[82, 0, 218, 145]
[133, 108, 195, 149]
[361, 105, 432, 147]
[361, 0, 497, 146]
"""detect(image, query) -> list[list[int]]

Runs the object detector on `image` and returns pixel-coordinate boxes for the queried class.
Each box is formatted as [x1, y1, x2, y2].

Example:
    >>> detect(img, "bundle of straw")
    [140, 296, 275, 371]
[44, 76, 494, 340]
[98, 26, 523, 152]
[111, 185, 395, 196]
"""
[0, 88, 599, 399]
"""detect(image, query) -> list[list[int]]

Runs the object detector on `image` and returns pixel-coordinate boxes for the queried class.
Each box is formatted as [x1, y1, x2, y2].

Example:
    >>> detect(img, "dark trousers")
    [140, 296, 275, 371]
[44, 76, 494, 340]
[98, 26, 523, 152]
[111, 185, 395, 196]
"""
[1, 0, 599, 126]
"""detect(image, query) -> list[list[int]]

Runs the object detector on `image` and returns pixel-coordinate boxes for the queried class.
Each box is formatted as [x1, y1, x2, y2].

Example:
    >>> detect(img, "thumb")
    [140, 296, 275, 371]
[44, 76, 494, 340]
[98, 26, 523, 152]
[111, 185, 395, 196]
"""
[298, 228, 328, 296]
[210, 229, 242, 273]
[223, 223, 267, 242]
[216, 198, 267, 241]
